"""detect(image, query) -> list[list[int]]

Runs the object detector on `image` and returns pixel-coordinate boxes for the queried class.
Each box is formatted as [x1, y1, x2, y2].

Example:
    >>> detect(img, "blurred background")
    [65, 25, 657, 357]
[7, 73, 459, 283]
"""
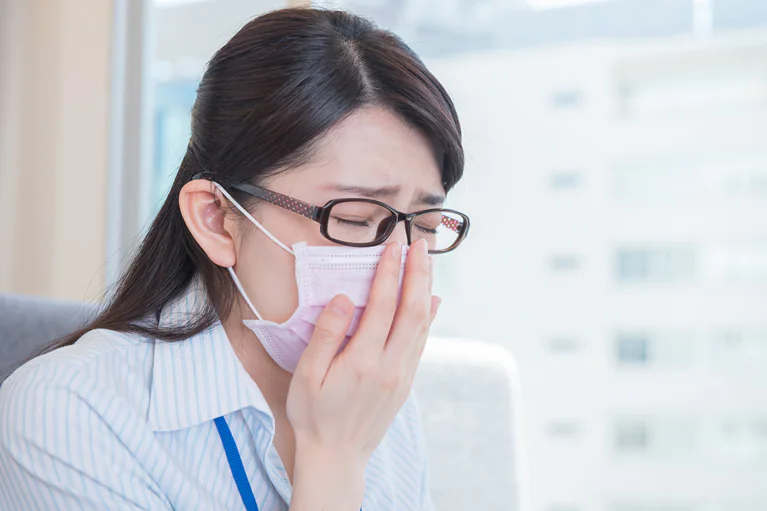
[2, 0, 767, 510]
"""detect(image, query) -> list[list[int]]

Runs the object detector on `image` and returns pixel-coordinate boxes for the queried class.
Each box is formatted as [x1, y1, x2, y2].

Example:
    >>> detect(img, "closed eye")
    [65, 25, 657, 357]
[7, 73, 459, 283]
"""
[415, 224, 438, 235]
[332, 216, 371, 227]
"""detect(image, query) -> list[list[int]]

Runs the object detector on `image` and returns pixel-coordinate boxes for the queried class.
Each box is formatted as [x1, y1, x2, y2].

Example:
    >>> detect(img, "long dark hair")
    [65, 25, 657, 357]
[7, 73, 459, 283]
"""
[51, 7, 464, 350]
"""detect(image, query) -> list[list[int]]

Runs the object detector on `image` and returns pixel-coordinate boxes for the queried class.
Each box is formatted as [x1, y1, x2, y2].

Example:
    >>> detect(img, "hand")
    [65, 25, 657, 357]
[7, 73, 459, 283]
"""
[286, 239, 440, 511]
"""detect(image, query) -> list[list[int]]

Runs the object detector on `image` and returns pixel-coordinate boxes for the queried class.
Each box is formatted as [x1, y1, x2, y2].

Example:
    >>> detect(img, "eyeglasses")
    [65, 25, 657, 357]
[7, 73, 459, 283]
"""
[211, 179, 470, 254]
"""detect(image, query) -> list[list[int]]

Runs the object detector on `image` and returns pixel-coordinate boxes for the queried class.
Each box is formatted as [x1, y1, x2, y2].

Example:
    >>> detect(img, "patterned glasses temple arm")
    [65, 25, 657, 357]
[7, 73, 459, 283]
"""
[230, 183, 321, 221]
[441, 215, 463, 233]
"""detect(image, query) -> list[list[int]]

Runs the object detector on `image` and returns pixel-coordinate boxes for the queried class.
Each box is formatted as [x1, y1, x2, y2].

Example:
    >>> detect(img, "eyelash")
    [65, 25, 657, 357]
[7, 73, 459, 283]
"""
[333, 217, 371, 227]
[415, 225, 438, 235]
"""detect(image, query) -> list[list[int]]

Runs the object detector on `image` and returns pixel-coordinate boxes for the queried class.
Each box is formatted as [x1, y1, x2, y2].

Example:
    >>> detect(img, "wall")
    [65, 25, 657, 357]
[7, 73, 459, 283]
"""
[0, 0, 112, 301]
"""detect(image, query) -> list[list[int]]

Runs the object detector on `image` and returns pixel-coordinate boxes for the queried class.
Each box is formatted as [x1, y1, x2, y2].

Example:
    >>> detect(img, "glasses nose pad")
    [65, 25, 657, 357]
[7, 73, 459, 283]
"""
[376, 216, 398, 242]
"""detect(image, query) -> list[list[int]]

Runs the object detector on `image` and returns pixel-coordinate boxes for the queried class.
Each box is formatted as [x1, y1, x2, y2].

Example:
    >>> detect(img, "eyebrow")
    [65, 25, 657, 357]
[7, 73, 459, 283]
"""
[329, 184, 446, 206]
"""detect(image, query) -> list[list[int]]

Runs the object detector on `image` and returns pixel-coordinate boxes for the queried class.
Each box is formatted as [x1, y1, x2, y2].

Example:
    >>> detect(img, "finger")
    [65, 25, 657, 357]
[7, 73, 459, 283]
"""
[384, 238, 431, 359]
[428, 256, 434, 295]
[402, 295, 441, 385]
[419, 295, 441, 358]
[295, 294, 354, 383]
[348, 242, 402, 356]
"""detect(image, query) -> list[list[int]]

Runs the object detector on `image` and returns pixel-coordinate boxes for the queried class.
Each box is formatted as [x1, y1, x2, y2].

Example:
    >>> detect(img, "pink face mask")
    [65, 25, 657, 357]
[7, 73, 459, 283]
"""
[214, 183, 408, 373]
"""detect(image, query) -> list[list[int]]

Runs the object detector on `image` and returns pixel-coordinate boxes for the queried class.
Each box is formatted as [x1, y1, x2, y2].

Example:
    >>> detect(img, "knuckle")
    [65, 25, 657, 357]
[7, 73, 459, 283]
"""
[405, 299, 429, 320]
[313, 322, 340, 342]
[381, 370, 403, 392]
[355, 359, 379, 380]
[294, 365, 317, 387]
[387, 262, 402, 280]
[370, 291, 397, 314]
[410, 258, 430, 279]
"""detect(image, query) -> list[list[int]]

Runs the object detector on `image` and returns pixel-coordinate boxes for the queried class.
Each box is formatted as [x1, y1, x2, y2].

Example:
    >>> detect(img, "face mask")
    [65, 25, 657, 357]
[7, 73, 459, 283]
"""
[214, 183, 408, 373]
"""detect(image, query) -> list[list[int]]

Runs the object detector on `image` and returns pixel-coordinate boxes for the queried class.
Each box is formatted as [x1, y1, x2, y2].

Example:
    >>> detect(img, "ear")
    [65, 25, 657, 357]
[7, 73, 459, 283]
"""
[179, 179, 236, 268]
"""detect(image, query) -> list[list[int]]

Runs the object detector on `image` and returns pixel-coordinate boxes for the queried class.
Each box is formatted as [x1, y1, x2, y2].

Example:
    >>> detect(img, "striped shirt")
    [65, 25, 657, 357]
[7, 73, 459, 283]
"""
[0, 281, 434, 510]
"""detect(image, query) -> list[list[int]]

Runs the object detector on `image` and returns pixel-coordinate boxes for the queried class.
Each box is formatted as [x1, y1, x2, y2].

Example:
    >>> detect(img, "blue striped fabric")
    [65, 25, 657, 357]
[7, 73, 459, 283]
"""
[0, 280, 434, 510]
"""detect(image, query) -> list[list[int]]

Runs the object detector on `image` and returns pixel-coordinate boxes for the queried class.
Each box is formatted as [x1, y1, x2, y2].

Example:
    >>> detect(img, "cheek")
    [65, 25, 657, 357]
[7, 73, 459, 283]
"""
[235, 231, 298, 323]
[232, 208, 335, 323]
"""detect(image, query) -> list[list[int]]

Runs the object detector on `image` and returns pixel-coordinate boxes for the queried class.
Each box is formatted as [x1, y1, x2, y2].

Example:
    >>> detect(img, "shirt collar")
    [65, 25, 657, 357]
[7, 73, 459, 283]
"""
[147, 277, 274, 432]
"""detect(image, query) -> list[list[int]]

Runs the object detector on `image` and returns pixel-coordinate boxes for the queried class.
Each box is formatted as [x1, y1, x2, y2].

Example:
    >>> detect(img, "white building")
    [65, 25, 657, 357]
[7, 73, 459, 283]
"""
[430, 26, 767, 511]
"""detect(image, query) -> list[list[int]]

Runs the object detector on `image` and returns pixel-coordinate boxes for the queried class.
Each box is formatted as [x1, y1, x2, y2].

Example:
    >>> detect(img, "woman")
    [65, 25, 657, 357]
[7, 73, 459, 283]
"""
[0, 7, 468, 510]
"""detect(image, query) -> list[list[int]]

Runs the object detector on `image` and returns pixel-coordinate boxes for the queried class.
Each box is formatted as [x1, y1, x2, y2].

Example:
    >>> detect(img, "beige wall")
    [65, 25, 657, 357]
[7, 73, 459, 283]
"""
[0, 0, 112, 301]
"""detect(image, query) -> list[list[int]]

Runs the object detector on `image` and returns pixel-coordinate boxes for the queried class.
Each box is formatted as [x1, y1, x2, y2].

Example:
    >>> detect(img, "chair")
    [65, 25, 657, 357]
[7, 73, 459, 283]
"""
[0, 294, 97, 384]
[415, 337, 526, 511]
[0, 295, 525, 510]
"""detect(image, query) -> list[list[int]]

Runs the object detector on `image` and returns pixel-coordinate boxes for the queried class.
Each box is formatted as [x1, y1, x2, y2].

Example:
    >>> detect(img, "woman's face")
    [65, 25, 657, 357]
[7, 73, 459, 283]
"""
[230, 106, 445, 324]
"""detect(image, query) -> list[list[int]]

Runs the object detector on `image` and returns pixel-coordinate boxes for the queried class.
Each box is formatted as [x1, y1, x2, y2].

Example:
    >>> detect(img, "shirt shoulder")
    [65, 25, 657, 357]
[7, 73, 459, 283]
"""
[0, 328, 155, 424]
[0, 330, 171, 510]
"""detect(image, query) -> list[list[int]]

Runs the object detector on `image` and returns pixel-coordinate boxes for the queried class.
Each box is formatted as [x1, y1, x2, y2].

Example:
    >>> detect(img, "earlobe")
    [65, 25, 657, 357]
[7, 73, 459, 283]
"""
[179, 180, 237, 268]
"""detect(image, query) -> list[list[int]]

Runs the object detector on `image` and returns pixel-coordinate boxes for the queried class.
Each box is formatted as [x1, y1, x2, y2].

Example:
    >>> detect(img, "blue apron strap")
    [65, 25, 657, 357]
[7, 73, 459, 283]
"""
[214, 416, 260, 511]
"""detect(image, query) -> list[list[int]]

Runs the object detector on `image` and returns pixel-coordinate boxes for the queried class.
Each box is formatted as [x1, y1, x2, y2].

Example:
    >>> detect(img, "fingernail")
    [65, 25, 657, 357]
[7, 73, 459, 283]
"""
[434, 296, 442, 313]
[330, 295, 353, 316]
[390, 242, 402, 260]
[415, 238, 428, 255]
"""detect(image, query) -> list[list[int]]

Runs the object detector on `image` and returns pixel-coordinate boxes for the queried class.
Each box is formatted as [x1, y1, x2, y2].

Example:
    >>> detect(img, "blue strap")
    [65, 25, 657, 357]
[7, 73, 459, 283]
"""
[214, 415, 363, 511]
[214, 416, 260, 511]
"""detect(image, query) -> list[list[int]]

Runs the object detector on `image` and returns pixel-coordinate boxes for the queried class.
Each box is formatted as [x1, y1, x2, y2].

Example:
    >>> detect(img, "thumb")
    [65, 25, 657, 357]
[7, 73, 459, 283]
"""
[295, 294, 354, 382]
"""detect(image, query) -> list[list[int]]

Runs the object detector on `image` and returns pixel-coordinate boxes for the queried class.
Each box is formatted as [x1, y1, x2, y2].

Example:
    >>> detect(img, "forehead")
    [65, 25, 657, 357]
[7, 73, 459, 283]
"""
[274, 106, 444, 195]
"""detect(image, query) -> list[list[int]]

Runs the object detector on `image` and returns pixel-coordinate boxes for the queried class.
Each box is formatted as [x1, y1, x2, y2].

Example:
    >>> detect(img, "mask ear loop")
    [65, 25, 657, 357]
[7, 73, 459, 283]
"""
[213, 182, 294, 255]
[227, 267, 263, 321]
[211, 182, 295, 321]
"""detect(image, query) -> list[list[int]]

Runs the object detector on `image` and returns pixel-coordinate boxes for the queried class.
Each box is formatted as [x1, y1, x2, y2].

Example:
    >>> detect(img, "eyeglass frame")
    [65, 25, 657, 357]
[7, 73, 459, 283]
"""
[193, 173, 470, 254]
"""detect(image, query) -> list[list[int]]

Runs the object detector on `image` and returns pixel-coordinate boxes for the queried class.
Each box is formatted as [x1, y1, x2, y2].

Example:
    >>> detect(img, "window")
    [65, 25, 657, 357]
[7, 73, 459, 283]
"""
[616, 247, 697, 283]
[615, 331, 694, 368]
[149, 0, 287, 208]
[119, 1, 767, 510]
[612, 151, 767, 204]
[711, 329, 767, 371]
[610, 505, 693, 511]
[709, 417, 767, 462]
[550, 88, 585, 109]
[707, 242, 767, 287]
[611, 157, 699, 203]
[547, 420, 581, 438]
[615, 53, 767, 117]
[615, 419, 648, 452]
[616, 333, 649, 365]
[548, 336, 581, 353]
[550, 172, 582, 190]
[615, 417, 697, 457]
[550, 254, 581, 272]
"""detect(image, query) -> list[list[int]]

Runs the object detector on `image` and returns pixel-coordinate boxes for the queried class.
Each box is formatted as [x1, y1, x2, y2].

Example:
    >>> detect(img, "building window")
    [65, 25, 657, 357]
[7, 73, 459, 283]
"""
[615, 420, 648, 452]
[615, 331, 694, 367]
[610, 504, 694, 511]
[711, 417, 767, 462]
[708, 242, 767, 286]
[547, 420, 581, 439]
[550, 254, 580, 272]
[548, 337, 580, 353]
[616, 333, 649, 365]
[550, 88, 584, 109]
[550, 172, 581, 190]
[712, 329, 767, 371]
[615, 247, 697, 283]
